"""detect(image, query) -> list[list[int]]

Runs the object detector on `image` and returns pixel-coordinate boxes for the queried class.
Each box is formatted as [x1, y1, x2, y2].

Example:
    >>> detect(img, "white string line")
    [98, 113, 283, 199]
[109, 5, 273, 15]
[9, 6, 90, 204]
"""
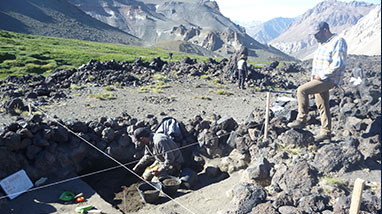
[7, 103, 239, 213]
[0, 121, 231, 202]
[1, 103, 234, 212]
[32, 105, 201, 214]
[0, 141, 202, 200]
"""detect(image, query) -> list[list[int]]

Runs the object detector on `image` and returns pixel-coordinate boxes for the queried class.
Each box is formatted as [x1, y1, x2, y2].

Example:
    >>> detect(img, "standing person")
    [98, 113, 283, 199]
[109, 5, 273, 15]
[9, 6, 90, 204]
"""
[237, 53, 248, 89]
[349, 62, 363, 99]
[287, 21, 347, 142]
[349, 62, 363, 86]
[132, 127, 184, 181]
[349, 62, 372, 104]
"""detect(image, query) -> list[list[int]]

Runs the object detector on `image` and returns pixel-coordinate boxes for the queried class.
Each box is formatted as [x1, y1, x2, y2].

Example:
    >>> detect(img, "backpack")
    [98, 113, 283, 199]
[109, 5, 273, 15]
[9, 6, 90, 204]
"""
[154, 117, 188, 144]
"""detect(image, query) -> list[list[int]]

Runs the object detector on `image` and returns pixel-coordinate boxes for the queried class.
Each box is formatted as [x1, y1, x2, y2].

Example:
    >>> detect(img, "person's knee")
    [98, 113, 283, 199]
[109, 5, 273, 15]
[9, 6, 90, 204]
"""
[297, 86, 306, 96]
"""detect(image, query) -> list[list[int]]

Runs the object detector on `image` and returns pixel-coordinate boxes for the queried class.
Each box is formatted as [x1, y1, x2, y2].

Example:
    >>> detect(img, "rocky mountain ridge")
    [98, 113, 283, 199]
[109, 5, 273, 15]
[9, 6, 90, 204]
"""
[269, 0, 377, 59]
[67, 0, 294, 61]
[246, 17, 296, 44]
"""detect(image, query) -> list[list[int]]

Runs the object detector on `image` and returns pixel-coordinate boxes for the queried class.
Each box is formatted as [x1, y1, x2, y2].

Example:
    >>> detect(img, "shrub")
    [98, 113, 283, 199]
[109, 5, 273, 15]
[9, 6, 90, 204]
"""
[216, 89, 233, 96]
[0, 52, 16, 63]
[104, 86, 115, 91]
[89, 92, 115, 100]
[70, 84, 81, 90]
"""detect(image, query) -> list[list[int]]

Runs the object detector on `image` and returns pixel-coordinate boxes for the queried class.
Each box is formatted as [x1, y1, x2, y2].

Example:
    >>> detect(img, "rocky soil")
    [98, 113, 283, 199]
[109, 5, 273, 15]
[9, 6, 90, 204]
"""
[0, 54, 380, 214]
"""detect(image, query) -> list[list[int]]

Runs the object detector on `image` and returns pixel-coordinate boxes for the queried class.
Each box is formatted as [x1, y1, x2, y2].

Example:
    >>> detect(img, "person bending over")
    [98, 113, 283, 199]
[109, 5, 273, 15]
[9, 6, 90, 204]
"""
[132, 127, 184, 181]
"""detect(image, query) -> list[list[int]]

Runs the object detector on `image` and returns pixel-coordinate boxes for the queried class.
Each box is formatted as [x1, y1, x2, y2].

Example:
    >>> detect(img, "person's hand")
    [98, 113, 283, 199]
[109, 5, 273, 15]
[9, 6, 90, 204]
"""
[150, 169, 160, 176]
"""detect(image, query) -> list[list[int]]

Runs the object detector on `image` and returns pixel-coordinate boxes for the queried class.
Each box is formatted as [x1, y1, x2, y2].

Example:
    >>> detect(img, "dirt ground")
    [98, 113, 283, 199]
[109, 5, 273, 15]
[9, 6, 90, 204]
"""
[0, 75, 380, 214]
[63, 79, 272, 214]
[1, 78, 277, 129]
[0, 78, 275, 214]
[45, 78, 272, 124]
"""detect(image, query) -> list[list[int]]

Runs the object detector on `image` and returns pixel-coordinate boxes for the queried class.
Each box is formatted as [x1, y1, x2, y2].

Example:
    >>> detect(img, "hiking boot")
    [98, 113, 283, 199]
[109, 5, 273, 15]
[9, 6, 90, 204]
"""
[287, 120, 306, 129]
[314, 133, 331, 142]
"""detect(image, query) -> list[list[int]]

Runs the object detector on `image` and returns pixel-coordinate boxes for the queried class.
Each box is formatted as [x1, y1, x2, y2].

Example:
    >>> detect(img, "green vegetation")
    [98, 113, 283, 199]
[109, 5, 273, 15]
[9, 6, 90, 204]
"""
[138, 80, 171, 93]
[248, 61, 283, 69]
[0, 30, 284, 81]
[211, 78, 225, 88]
[0, 30, 211, 80]
[200, 74, 210, 80]
[41, 102, 68, 110]
[70, 84, 81, 90]
[152, 73, 169, 82]
[319, 176, 346, 186]
[276, 144, 301, 155]
[168, 70, 179, 79]
[89, 92, 115, 100]
[104, 86, 116, 91]
[216, 89, 233, 96]
[253, 86, 261, 92]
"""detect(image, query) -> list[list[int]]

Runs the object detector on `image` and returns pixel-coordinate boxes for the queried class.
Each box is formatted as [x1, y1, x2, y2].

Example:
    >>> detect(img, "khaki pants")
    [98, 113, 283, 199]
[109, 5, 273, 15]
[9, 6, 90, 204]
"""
[296, 80, 336, 134]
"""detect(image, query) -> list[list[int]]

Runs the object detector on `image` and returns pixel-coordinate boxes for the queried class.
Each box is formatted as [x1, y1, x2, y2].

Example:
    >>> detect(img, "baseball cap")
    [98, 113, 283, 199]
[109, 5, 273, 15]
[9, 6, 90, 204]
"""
[133, 127, 151, 142]
[312, 21, 329, 35]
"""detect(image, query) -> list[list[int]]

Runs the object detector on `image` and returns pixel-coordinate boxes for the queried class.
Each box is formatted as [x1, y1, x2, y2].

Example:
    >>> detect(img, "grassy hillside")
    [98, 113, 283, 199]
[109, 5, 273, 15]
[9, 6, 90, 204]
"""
[0, 30, 210, 80]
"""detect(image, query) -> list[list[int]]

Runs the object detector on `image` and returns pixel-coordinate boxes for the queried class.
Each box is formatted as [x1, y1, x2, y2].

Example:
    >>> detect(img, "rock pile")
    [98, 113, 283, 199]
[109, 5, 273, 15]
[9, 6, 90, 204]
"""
[0, 83, 380, 213]
[0, 55, 380, 213]
[0, 56, 305, 109]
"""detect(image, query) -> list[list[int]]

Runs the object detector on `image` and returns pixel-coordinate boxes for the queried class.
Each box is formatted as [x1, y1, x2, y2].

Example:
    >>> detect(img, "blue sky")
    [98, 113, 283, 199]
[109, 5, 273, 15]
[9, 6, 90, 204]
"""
[215, 0, 381, 22]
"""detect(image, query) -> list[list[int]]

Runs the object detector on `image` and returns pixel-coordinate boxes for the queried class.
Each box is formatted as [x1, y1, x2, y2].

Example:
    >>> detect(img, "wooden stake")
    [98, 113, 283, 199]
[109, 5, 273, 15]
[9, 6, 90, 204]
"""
[28, 103, 32, 115]
[349, 178, 365, 214]
[263, 92, 270, 141]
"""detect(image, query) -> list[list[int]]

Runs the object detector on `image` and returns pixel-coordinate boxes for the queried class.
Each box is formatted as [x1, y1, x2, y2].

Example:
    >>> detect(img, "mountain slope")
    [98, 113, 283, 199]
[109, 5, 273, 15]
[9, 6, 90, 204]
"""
[0, 0, 140, 45]
[269, 0, 375, 59]
[340, 4, 381, 56]
[247, 17, 296, 44]
[68, 0, 296, 61]
[68, 0, 245, 41]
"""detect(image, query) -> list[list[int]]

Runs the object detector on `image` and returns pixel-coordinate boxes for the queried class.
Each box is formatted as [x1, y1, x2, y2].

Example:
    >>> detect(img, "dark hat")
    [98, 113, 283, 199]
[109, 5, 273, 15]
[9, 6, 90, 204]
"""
[133, 127, 151, 142]
[312, 21, 329, 34]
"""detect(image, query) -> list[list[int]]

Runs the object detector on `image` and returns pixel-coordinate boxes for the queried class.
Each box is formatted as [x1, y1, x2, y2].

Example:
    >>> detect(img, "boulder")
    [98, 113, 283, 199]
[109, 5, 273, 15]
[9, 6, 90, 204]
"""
[218, 149, 250, 174]
[0, 148, 24, 179]
[1, 131, 22, 151]
[344, 116, 367, 135]
[241, 156, 272, 186]
[102, 127, 115, 143]
[3, 98, 26, 115]
[278, 206, 301, 214]
[272, 192, 294, 208]
[297, 194, 330, 213]
[312, 141, 363, 174]
[278, 129, 314, 147]
[26, 145, 42, 160]
[222, 182, 267, 214]
[52, 126, 69, 144]
[198, 129, 222, 158]
[250, 202, 279, 214]
[359, 137, 381, 161]
[271, 161, 318, 202]
[217, 116, 238, 132]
